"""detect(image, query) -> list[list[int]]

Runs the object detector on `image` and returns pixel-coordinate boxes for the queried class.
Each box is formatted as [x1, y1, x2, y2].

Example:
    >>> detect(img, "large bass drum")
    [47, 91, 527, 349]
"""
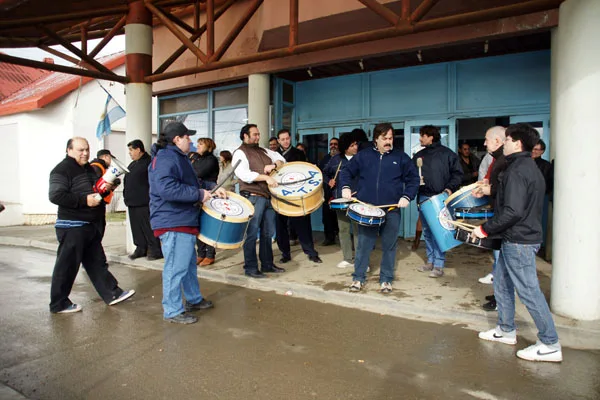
[269, 161, 324, 217]
[198, 191, 254, 249]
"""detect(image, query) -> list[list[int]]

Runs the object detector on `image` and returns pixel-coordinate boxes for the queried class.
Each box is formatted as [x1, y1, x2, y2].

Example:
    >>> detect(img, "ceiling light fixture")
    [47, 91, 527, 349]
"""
[417, 50, 423, 62]
[484, 40, 489, 54]
[307, 67, 313, 78]
[358, 59, 364, 71]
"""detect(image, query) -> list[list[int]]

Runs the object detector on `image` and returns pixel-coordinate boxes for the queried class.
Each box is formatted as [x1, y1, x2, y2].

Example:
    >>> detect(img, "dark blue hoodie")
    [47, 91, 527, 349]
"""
[338, 147, 420, 206]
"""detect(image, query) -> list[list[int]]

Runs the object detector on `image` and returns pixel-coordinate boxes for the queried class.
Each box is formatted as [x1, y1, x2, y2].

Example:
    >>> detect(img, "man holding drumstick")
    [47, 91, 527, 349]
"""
[471, 123, 562, 363]
[340, 123, 419, 293]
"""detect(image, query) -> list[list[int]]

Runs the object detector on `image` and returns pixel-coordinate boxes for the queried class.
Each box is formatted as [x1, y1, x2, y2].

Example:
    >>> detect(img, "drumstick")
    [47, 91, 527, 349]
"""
[332, 160, 343, 182]
[375, 203, 400, 208]
[444, 219, 478, 230]
[351, 197, 374, 207]
[416, 158, 424, 186]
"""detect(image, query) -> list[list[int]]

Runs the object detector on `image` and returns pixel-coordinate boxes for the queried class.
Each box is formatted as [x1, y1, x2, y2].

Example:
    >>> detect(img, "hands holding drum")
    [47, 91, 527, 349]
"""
[397, 197, 410, 208]
[341, 188, 352, 200]
[201, 188, 228, 203]
[471, 179, 490, 198]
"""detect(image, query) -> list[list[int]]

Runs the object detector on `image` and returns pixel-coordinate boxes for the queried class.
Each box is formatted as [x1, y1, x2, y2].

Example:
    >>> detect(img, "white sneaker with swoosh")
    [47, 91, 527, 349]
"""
[478, 327, 517, 345]
[517, 342, 563, 362]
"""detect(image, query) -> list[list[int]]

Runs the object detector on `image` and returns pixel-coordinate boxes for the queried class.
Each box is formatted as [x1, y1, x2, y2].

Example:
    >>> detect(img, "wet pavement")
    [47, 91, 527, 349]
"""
[1, 246, 599, 400]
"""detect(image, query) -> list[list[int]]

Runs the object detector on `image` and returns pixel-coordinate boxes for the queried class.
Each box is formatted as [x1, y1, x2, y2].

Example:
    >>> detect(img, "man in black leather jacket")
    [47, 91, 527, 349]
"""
[473, 123, 562, 363]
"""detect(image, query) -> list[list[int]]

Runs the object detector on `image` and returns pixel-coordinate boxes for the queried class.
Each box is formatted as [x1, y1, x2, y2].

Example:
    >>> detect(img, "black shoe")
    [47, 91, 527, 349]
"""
[482, 300, 497, 311]
[245, 270, 267, 279]
[262, 265, 286, 273]
[280, 256, 291, 263]
[147, 254, 163, 261]
[308, 255, 323, 263]
[321, 239, 335, 246]
[485, 294, 496, 302]
[185, 299, 214, 312]
[164, 312, 198, 324]
[128, 250, 146, 260]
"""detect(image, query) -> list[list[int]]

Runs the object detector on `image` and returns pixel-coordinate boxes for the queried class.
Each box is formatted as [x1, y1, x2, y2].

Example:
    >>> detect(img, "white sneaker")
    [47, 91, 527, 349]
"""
[337, 260, 354, 269]
[479, 273, 494, 284]
[517, 342, 563, 363]
[478, 327, 517, 345]
[349, 280, 362, 292]
[380, 282, 392, 293]
[366, 266, 371, 273]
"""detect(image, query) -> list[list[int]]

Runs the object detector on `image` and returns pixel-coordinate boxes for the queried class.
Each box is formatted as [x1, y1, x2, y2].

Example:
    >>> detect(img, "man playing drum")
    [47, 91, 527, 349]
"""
[339, 123, 420, 293]
[233, 124, 286, 279]
[275, 129, 322, 264]
[471, 123, 562, 363]
[413, 125, 463, 278]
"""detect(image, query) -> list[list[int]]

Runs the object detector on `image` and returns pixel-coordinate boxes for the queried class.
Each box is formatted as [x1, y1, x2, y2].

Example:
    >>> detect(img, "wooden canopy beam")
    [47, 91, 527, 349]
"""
[358, 0, 400, 26]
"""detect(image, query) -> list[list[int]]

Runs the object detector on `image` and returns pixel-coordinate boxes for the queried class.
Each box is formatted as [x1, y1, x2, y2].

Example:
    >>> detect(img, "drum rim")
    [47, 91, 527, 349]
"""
[271, 195, 324, 216]
[197, 234, 243, 250]
[268, 161, 323, 200]
[348, 203, 386, 217]
[202, 191, 254, 222]
[444, 182, 481, 205]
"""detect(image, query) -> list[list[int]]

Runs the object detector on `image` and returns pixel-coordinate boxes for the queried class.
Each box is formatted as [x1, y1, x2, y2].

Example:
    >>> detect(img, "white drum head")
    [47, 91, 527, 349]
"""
[270, 161, 323, 199]
[204, 193, 253, 219]
[348, 203, 385, 217]
[330, 198, 352, 204]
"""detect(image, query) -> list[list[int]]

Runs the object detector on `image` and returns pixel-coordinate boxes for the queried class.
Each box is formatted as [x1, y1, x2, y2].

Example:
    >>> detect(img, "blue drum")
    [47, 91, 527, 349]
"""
[454, 207, 494, 219]
[347, 203, 386, 227]
[445, 183, 489, 216]
[329, 198, 352, 210]
[198, 191, 254, 249]
[419, 192, 462, 252]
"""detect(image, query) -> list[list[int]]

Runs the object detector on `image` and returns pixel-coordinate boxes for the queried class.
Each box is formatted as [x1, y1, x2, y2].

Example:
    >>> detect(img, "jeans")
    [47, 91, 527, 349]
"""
[336, 209, 358, 263]
[160, 231, 203, 319]
[491, 249, 499, 274]
[418, 196, 445, 268]
[243, 196, 276, 273]
[494, 241, 559, 345]
[353, 209, 400, 284]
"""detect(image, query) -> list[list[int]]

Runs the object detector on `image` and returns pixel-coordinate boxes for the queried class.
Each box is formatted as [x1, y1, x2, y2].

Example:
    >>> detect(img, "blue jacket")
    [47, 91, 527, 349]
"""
[339, 147, 420, 206]
[148, 145, 213, 230]
[323, 153, 358, 199]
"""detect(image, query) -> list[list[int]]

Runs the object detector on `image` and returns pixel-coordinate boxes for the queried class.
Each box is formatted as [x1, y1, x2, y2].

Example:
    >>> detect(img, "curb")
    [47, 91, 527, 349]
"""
[2, 236, 599, 350]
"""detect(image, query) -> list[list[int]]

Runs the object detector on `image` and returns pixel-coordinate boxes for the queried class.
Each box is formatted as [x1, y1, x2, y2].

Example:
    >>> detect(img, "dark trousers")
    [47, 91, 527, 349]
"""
[129, 206, 162, 257]
[276, 213, 318, 259]
[50, 224, 123, 312]
[321, 188, 338, 241]
[196, 239, 215, 259]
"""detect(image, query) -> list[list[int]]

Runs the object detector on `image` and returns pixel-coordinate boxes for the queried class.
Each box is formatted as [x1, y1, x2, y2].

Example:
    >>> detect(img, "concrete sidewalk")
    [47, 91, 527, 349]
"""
[1, 223, 598, 350]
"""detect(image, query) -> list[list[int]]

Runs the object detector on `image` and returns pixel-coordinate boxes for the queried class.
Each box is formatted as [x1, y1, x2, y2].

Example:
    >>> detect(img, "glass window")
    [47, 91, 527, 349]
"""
[410, 125, 449, 157]
[159, 93, 207, 114]
[214, 86, 248, 108]
[282, 105, 293, 133]
[213, 107, 248, 153]
[283, 82, 294, 104]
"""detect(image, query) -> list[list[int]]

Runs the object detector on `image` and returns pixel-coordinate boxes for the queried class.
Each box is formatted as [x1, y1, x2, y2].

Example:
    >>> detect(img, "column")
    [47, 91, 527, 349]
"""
[551, 0, 600, 320]
[124, 1, 153, 253]
[248, 74, 270, 147]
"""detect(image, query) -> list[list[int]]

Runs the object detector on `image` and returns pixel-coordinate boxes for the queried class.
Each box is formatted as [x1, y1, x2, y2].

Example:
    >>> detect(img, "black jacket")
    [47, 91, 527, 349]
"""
[413, 141, 463, 198]
[123, 152, 151, 207]
[279, 146, 306, 163]
[190, 152, 219, 183]
[49, 156, 105, 222]
[534, 157, 553, 195]
[482, 152, 544, 244]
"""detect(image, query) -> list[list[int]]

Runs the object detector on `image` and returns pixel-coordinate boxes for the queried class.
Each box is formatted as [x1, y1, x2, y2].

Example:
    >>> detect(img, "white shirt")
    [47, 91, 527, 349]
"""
[232, 146, 286, 183]
[478, 152, 493, 180]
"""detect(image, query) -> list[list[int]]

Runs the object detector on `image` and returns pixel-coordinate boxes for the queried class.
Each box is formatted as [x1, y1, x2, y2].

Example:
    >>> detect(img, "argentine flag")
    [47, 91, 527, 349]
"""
[96, 93, 126, 139]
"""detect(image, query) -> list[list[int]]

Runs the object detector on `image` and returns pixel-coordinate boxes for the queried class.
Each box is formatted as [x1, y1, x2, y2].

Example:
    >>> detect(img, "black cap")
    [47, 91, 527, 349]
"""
[97, 149, 114, 158]
[164, 122, 196, 142]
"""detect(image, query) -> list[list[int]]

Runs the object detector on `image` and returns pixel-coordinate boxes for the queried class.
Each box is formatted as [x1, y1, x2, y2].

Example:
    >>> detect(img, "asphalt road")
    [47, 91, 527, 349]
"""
[0, 246, 598, 400]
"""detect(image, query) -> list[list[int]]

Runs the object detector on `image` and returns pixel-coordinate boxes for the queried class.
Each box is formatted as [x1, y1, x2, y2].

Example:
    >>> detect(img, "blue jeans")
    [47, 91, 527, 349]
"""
[494, 241, 558, 345]
[160, 231, 203, 319]
[491, 249, 499, 273]
[353, 209, 400, 284]
[243, 196, 276, 273]
[418, 196, 445, 268]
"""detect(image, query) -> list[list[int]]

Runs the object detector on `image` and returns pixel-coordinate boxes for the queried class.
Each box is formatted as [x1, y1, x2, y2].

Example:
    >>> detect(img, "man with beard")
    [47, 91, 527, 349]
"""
[232, 124, 286, 279]
[275, 129, 322, 265]
[340, 123, 419, 293]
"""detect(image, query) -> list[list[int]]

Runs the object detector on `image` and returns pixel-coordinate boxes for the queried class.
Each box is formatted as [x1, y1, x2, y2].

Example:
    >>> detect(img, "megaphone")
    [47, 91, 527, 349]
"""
[93, 157, 129, 200]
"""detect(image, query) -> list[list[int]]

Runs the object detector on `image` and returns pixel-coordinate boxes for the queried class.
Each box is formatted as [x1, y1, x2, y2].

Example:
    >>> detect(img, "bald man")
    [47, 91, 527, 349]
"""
[48, 137, 135, 314]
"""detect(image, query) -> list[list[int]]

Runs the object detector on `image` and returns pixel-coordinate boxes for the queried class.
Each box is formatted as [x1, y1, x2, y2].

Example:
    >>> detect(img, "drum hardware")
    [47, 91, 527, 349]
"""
[198, 191, 254, 250]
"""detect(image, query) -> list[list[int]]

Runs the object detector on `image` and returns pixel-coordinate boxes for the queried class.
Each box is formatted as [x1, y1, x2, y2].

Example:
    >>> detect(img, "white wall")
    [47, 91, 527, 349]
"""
[0, 63, 158, 226]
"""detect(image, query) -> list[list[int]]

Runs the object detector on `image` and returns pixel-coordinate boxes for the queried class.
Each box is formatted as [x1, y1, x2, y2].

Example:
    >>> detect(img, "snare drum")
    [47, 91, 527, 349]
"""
[269, 161, 324, 217]
[329, 198, 352, 210]
[346, 203, 386, 227]
[419, 192, 462, 252]
[198, 191, 254, 249]
[454, 226, 501, 250]
[445, 183, 489, 216]
[453, 206, 494, 219]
